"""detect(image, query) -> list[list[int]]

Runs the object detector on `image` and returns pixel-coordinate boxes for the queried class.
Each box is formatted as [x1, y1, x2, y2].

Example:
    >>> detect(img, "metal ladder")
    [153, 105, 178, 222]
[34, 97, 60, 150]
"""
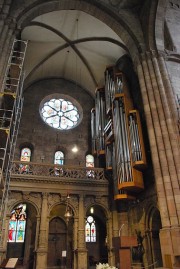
[0, 39, 27, 241]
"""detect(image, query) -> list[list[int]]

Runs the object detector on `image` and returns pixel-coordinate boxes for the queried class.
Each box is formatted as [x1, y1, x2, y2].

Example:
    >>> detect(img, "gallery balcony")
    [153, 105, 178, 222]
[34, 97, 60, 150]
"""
[9, 161, 108, 195]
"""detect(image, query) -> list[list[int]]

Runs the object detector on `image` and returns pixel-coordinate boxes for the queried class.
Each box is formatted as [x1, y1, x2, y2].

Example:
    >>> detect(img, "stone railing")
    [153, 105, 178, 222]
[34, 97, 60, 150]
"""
[11, 161, 107, 181]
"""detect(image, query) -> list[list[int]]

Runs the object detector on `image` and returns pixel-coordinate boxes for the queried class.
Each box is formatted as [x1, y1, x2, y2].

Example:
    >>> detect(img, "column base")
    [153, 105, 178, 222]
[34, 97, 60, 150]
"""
[75, 248, 88, 269]
[160, 226, 180, 268]
[36, 248, 48, 269]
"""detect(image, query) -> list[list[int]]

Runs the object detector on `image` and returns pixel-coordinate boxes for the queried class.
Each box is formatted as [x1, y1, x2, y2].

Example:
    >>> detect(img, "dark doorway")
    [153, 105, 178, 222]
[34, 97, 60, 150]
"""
[47, 217, 67, 267]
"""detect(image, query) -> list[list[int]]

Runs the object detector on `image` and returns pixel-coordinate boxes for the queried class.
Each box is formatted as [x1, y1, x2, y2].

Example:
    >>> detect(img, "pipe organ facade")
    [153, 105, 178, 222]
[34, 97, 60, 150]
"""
[91, 66, 147, 200]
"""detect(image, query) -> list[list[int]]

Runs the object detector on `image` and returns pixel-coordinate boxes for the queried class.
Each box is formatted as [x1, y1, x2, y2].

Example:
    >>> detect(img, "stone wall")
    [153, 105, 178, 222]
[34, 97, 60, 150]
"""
[15, 78, 94, 166]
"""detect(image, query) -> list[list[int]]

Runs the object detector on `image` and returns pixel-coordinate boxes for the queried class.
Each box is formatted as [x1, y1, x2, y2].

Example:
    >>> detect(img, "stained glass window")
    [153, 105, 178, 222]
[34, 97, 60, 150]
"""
[19, 148, 31, 174]
[54, 151, 64, 165]
[85, 216, 96, 242]
[86, 154, 95, 178]
[20, 148, 31, 162]
[40, 98, 80, 130]
[8, 204, 27, 243]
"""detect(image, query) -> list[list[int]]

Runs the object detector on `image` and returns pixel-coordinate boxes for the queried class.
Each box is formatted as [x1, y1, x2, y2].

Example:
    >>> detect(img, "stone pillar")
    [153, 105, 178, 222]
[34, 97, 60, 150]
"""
[107, 215, 115, 266]
[36, 193, 49, 269]
[0, 215, 9, 264]
[136, 52, 180, 267]
[158, 54, 179, 132]
[73, 217, 78, 269]
[0, 18, 16, 89]
[76, 195, 87, 269]
[112, 210, 119, 238]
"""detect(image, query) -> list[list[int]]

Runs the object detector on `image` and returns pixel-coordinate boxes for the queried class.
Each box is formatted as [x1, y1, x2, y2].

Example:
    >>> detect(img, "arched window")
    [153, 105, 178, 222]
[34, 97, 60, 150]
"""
[86, 154, 94, 168]
[85, 216, 96, 242]
[86, 154, 95, 178]
[54, 151, 64, 165]
[8, 204, 27, 243]
[19, 148, 31, 174]
[20, 148, 31, 162]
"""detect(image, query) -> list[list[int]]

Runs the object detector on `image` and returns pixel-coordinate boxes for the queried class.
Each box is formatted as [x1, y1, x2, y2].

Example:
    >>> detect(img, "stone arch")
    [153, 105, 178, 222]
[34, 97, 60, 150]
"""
[6, 200, 38, 268]
[7, 198, 39, 216]
[48, 199, 78, 219]
[47, 216, 67, 267]
[11, 0, 144, 57]
[145, 204, 163, 268]
[85, 203, 109, 265]
[155, 0, 168, 51]
[86, 202, 110, 220]
[48, 202, 75, 268]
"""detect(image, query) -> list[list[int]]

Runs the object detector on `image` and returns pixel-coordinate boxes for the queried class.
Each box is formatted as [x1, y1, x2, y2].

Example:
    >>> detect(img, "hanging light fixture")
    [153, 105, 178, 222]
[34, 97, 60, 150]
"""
[64, 193, 73, 223]
[90, 207, 94, 214]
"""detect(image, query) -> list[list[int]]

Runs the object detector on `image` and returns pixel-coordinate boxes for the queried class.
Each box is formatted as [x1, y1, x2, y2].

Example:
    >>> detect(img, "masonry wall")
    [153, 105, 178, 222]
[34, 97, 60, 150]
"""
[15, 78, 94, 166]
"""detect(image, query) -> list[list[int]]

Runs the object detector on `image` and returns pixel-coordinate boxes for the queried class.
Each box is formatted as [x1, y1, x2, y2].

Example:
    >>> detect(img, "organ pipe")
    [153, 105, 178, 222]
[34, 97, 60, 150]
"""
[91, 108, 96, 154]
[92, 66, 147, 200]
[129, 110, 147, 168]
[95, 87, 106, 153]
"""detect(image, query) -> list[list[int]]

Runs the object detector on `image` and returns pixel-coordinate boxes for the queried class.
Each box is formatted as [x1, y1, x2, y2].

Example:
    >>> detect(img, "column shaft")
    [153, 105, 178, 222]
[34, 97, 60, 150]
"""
[136, 60, 170, 228]
[36, 193, 49, 269]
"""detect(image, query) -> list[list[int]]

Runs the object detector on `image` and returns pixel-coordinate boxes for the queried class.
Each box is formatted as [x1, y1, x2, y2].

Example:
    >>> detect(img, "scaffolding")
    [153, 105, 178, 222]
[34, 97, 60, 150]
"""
[0, 39, 27, 238]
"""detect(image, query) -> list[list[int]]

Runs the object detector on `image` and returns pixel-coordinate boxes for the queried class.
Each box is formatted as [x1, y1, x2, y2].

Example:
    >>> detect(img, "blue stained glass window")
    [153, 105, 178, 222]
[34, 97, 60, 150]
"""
[8, 204, 26, 243]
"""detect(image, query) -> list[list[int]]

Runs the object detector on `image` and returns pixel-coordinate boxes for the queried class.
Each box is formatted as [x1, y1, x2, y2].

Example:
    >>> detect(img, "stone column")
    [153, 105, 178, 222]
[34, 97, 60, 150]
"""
[0, 18, 17, 89]
[158, 54, 179, 132]
[73, 217, 78, 269]
[77, 195, 87, 269]
[107, 215, 115, 266]
[136, 53, 180, 267]
[0, 214, 9, 264]
[36, 193, 49, 269]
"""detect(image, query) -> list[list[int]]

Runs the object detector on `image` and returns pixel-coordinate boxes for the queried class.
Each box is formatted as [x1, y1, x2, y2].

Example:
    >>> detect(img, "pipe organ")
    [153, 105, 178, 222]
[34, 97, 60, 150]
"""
[91, 66, 147, 200]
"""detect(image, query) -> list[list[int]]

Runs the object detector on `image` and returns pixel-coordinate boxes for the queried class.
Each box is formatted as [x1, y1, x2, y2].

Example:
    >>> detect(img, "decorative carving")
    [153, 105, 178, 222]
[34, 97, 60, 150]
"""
[48, 193, 61, 209]
[11, 161, 106, 181]
[169, 1, 180, 10]
[69, 195, 78, 212]
[84, 196, 95, 208]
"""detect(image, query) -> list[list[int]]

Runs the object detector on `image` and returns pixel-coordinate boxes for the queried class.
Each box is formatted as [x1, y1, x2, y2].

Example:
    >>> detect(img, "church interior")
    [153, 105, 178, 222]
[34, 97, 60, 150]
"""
[0, 1, 180, 269]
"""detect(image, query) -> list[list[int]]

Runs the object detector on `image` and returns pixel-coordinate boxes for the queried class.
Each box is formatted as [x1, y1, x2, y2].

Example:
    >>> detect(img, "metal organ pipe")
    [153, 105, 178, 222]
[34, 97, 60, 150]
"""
[129, 113, 142, 162]
[95, 89, 105, 152]
[91, 109, 96, 153]
[113, 97, 133, 184]
[116, 76, 123, 94]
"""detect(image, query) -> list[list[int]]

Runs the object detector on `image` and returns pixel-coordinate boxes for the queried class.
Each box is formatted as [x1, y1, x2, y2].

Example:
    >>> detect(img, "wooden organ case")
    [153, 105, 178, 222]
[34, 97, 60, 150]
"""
[91, 66, 147, 200]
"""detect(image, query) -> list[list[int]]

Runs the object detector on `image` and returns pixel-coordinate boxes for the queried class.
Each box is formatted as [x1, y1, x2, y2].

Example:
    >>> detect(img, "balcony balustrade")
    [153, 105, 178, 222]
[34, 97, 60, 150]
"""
[11, 161, 107, 181]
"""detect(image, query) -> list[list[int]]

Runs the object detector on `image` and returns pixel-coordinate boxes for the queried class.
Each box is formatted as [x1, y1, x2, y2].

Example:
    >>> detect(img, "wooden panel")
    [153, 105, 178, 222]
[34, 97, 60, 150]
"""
[120, 236, 138, 248]
[164, 254, 173, 269]
[114, 193, 135, 200]
[118, 168, 144, 192]
[119, 249, 131, 269]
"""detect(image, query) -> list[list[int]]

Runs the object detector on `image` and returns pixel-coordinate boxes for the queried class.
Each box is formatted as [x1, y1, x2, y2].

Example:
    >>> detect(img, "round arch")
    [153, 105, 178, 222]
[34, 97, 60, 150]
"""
[145, 205, 163, 268]
[11, 0, 144, 58]
[6, 201, 38, 269]
[85, 203, 109, 266]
